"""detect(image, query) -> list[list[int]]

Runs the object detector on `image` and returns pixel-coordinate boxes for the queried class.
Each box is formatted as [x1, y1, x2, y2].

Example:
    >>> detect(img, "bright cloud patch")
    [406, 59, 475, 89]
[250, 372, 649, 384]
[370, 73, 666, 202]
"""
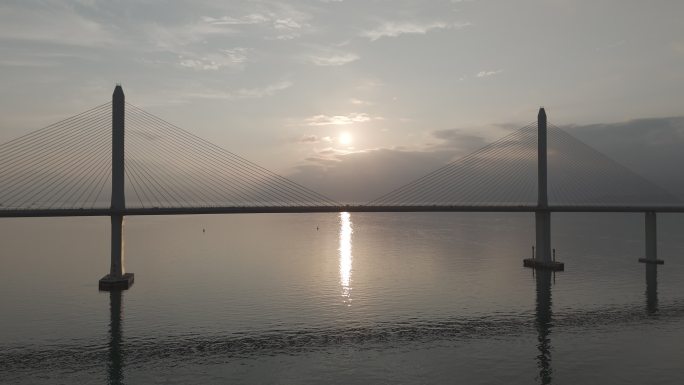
[202, 14, 270, 25]
[350, 98, 372, 106]
[203, 11, 307, 40]
[179, 48, 248, 71]
[476, 70, 502, 78]
[363, 21, 470, 41]
[306, 113, 371, 126]
[309, 53, 359, 66]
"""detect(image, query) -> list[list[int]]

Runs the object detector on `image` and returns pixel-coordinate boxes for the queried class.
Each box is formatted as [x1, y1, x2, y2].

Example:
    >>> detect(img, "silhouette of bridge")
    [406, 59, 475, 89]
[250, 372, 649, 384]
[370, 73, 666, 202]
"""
[0, 86, 679, 289]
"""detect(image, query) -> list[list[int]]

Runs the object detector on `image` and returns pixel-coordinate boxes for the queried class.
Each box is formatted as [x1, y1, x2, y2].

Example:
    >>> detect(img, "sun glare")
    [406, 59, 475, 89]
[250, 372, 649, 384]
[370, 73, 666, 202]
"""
[339, 212, 353, 304]
[339, 132, 352, 145]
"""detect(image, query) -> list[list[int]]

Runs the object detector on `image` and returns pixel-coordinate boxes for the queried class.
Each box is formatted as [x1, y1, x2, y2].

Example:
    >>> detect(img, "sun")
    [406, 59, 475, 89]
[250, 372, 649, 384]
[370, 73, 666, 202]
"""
[339, 132, 352, 145]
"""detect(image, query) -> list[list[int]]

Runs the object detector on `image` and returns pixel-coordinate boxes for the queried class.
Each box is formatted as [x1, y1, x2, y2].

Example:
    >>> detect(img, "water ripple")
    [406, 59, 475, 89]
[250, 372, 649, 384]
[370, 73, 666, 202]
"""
[3, 300, 684, 375]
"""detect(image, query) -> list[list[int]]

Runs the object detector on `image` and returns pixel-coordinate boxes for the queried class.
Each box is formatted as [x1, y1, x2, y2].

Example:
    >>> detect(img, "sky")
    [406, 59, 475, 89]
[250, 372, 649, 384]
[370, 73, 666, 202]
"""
[1, 0, 683, 202]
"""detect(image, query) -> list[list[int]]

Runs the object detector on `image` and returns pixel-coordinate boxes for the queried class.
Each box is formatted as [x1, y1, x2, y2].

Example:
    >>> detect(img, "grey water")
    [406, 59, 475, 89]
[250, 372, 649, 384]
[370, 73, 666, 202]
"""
[2, 212, 684, 384]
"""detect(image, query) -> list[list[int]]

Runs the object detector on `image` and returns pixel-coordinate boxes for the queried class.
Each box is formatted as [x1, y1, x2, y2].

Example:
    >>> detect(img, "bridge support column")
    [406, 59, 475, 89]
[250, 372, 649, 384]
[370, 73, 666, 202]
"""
[535, 210, 551, 262]
[100, 85, 134, 291]
[100, 215, 133, 290]
[525, 210, 563, 270]
[639, 211, 663, 265]
[524, 107, 563, 271]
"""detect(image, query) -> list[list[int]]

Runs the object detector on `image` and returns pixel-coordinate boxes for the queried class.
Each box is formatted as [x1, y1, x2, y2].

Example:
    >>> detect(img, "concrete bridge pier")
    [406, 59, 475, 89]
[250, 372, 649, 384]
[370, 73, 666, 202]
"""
[99, 215, 133, 290]
[639, 211, 664, 265]
[99, 219, 133, 290]
[535, 210, 552, 261]
[99, 85, 134, 291]
[525, 210, 563, 270]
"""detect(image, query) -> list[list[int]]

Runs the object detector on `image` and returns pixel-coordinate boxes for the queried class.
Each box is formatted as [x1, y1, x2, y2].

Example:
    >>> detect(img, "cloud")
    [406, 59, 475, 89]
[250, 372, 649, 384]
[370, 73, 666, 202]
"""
[299, 135, 335, 144]
[182, 81, 293, 101]
[202, 14, 270, 26]
[146, 20, 237, 52]
[562, 116, 684, 196]
[318, 147, 348, 156]
[234, 81, 293, 98]
[178, 48, 249, 71]
[274, 18, 302, 30]
[350, 98, 372, 106]
[431, 129, 489, 151]
[149, 4, 313, 52]
[362, 21, 471, 41]
[202, 14, 305, 33]
[476, 70, 502, 78]
[299, 135, 319, 143]
[203, 6, 310, 41]
[272, 18, 307, 40]
[289, 148, 458, 203]
[308, 52, 359, 66]
[0, 4, 116, 47]
[305, 113, 373, 126]
[287, 127, 491, 202]
[287, 116, 684, 203]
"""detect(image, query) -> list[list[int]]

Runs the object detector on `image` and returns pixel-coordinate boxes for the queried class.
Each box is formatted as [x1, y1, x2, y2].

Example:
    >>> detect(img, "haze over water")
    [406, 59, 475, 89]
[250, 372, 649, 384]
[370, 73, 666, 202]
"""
[2, 212, 684, 384]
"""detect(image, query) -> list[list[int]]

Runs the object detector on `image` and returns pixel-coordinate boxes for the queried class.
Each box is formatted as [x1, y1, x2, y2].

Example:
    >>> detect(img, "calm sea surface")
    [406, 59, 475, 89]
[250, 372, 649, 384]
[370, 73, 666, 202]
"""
[2, 212, 684, 384]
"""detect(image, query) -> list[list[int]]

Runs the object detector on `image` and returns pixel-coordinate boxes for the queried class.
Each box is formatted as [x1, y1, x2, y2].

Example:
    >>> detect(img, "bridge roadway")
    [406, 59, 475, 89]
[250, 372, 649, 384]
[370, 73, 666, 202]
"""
[2, 205, 684, 218]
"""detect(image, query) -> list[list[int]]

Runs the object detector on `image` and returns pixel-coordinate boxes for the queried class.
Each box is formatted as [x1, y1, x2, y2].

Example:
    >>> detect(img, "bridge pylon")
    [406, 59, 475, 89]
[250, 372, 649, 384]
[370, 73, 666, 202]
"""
[525, 108, 564, 271]
[99, 85, 134, 290]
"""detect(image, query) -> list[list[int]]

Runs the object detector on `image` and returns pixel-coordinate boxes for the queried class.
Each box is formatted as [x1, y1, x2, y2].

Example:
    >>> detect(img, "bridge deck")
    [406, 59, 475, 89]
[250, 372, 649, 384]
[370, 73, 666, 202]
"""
[2, 205, 684, 218]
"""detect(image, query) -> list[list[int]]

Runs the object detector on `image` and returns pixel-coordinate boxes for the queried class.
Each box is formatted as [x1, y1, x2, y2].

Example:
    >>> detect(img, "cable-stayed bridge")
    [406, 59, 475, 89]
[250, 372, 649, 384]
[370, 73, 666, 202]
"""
[0, 86, 679, 289]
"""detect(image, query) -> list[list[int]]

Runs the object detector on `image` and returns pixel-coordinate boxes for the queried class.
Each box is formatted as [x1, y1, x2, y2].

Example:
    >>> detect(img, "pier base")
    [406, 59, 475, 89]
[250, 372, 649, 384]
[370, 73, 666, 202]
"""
[523, 258, 565, 271]
[638, 258, 664, 265]
[99, 273, 135, 291]
[524, 210, 563, 271]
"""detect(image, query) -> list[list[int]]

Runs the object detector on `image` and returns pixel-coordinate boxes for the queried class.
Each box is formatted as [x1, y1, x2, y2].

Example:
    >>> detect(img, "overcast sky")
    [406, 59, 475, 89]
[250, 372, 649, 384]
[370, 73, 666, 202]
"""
[1, 0, 683, 201]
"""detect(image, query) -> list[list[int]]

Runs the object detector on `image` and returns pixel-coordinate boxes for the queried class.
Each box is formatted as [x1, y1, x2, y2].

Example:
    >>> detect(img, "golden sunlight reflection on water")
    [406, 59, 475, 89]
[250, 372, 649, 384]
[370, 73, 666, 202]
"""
[338, 212, 353, 305]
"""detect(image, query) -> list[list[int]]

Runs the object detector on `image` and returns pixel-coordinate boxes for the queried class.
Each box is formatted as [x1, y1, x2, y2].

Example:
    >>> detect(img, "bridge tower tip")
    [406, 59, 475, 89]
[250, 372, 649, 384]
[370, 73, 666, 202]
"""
[113, 84, 124, 97]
